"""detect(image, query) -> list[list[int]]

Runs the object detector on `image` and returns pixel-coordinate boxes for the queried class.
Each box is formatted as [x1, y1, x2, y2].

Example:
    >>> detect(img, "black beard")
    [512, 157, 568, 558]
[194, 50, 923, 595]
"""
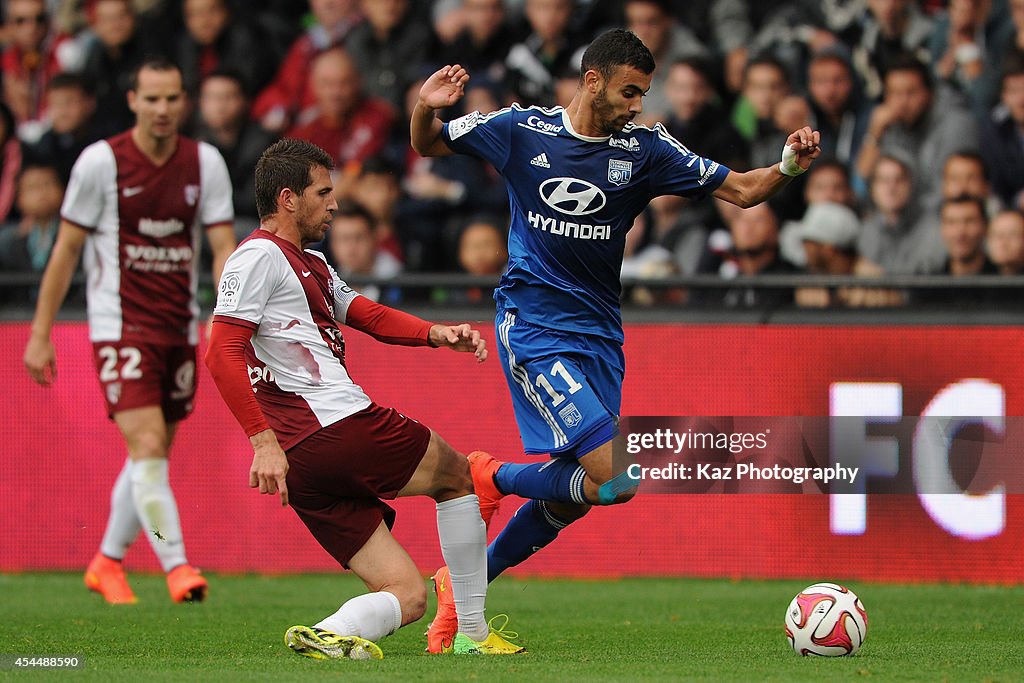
[592, 88, 619, 135]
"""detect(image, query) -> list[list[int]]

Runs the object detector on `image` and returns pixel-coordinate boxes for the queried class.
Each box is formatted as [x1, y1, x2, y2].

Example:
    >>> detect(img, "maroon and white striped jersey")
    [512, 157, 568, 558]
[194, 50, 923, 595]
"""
[62, 131, 234, 345]
[212, 230, 372, 449]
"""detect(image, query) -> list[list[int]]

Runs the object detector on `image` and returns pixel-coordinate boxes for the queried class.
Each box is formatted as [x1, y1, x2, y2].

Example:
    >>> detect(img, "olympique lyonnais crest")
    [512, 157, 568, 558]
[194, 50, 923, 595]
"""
[608, 159, 632, 186]
[558, 402, 583, 428]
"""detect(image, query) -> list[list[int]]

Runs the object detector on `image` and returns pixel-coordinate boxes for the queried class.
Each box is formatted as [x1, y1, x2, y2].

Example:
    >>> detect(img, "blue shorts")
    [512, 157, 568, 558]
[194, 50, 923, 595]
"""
[495, 308, 624, 458]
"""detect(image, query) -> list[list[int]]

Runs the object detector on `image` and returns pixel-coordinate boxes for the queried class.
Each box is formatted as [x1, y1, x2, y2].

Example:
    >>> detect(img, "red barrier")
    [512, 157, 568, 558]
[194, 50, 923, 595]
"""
[2, 322, 1022, 583]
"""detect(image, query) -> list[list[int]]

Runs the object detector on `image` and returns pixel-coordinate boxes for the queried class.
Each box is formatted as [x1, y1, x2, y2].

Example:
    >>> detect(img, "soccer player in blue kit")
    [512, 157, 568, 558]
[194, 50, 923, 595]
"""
[411, 29, 821, 652]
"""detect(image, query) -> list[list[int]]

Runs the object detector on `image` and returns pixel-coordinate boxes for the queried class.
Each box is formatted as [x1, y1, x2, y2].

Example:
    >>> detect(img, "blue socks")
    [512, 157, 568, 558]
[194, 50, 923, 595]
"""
[487, 500, 570, 582]
[493, 459, 588, 505]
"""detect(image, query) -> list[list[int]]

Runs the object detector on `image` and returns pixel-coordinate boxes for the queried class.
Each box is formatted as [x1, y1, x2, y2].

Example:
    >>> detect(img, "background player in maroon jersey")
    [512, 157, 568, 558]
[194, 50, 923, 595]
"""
[204, 138, 523, 658]
[23, 58, 237, 605]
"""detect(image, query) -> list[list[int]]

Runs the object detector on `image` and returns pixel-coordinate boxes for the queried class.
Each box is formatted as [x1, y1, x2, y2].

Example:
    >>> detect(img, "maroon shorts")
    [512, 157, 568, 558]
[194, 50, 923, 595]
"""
[286, 403, 432, 568]
[92, 342, 197, 422]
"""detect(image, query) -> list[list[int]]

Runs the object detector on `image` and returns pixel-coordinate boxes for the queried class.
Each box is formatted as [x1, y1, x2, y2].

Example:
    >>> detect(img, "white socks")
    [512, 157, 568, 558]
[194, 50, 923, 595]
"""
[130, 459, 187, 572]
[315, 591, 402, 642]
[436, 494, 489, 641]
[99, 459, 142, 560]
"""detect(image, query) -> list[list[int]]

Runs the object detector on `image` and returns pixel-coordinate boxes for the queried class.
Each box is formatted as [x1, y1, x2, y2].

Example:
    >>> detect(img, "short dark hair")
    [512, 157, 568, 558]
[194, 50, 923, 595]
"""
[1000, 51, 1024, 87]
[254, 139, 335, 220]
[130, 56, 182, 92]
[743, 54, 789, 85]
[46, 72, 93, 96]
[669, 56, 715, 86]
[332, 201, 377, 232]
[944, 149, 989, 181]
[580, 29, 655, 84]
[807, 158, 850, 184]
[884, 54, 933, 93]
[200, 67, 246, 93]
[941, 193, 988, 222]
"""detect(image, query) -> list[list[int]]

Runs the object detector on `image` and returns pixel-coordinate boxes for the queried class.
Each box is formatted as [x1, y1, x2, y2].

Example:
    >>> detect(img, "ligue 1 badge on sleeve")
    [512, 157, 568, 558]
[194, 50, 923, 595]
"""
[608, 159, 632, 186]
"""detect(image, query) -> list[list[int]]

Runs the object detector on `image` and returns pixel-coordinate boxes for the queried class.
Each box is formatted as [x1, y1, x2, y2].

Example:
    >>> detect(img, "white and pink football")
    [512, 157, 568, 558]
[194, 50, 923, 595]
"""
[784, 582, 867, 656]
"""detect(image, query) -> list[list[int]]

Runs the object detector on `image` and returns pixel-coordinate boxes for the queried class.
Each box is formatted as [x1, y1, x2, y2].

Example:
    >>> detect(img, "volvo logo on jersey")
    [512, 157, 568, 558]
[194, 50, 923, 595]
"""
[538, 177, 606, 216]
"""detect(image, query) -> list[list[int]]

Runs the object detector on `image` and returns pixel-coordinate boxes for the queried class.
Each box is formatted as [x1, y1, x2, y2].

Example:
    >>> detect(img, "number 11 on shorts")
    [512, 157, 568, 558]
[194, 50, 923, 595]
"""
[535, 361, 583, 407]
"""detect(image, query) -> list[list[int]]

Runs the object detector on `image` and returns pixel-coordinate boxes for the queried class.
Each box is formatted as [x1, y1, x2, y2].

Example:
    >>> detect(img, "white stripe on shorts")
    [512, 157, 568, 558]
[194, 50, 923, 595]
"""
[499, 311, 568, 449]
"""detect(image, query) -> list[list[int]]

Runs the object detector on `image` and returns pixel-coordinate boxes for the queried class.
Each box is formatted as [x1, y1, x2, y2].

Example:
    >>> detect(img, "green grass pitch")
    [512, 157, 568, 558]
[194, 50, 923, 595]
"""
[1, 573, 1020, 682]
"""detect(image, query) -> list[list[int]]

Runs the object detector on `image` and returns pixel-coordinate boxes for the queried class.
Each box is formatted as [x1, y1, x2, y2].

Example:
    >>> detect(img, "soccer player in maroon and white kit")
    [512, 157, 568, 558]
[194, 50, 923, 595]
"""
[23, 58, 237, 604]
[204, 138, 523, 658]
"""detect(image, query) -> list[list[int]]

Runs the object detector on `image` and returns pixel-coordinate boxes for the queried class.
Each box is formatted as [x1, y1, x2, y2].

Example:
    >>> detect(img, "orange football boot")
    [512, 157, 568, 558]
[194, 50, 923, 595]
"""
[425, 566, 457, 654]
[167, 564, 207, 603]
[467, 451, 506, 527]
[84, 553, 137, 605]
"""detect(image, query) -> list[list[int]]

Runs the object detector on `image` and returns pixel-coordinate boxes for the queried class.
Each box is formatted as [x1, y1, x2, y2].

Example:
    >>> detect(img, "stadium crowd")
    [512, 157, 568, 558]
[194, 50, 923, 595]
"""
[1, 0, 1023, 308]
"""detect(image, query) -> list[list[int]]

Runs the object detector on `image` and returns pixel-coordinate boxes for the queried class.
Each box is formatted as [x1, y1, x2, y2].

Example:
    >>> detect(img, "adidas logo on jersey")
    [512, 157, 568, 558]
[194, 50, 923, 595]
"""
[530, 153, 551, 168]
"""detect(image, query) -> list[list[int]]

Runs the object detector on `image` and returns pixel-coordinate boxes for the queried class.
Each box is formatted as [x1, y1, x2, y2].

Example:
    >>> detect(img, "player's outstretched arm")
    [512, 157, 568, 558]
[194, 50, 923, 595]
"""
[23, 220, 89, 385]
[712, 126, 821, 208]
[428, 323, 488, 363]
[410, 64, 470, 157]
[342, 296, 486, 361]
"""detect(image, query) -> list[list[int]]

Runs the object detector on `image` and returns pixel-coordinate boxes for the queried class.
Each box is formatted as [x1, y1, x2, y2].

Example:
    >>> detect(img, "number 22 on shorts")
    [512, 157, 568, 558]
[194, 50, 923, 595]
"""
[97, 346, 143, 381]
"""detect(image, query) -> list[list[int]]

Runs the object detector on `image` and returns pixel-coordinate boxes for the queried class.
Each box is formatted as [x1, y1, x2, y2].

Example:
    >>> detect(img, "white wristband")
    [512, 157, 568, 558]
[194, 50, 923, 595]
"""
[779, 143, 806, 177]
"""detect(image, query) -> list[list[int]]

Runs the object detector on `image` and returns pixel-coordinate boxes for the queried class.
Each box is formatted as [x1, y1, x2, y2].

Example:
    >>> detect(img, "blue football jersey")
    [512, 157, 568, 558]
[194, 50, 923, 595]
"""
[443, 104, 730, 343]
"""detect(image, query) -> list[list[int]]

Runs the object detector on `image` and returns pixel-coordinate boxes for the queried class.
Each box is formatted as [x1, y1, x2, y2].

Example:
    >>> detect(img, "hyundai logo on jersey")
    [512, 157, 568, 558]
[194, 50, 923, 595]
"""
[538, 177, 607, 216]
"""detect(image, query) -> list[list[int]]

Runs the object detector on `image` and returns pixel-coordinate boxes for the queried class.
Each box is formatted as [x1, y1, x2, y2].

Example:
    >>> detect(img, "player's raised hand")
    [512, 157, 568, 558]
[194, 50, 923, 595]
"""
[249, 429, 289, 506]
[778, 126, 822, 177]
[419, 65, 470, 110]
[24, 335, 57, 385]
[429, 323, 488, 362]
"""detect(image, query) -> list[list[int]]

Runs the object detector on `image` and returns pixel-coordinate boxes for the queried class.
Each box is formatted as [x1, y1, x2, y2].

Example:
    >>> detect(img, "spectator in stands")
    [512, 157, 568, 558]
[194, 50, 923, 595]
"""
[623, 0, 709, 123]
[0, 164, 63, 280]
[927, 0, 1003, 116]
[79, 0, 146, 137]
[0, 102, 23, 225]
[505, 0, 584, 106]
[1, 0, 72, 127]
[323, 202, 403, 303]
[173, 0, 272, 97]
[908, 150, 1001, 274]
[986, 209, 1024, 275]
[796, 200, 905, 308]
[858, 153, 926, 273]
[712, 202, 797, 309]
[252, 0, 362, 134]
[855, 55, 979, 214]
[936, 194, 997, 276]
[733, 56, 792, 169]
[286, 48, 397, 187]
[433, 0, 513, 86]
[195, 69, 276, 226]
[436, 215, 509, 304]
[980, 53, 1024, 211]
[779, 159, 857, 266]
[348, 155, 408, 265]
[345, 0, 431, 112]
[664, 58, 749, 172]
[850, 0, 933, 101]
[794, 201, 860, 307]
[805, 49, 871, 173]
[23, 73, 101, 183]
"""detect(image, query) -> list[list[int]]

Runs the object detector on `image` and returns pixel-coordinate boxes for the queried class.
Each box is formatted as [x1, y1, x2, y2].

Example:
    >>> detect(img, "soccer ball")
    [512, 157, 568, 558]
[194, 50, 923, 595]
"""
[784, 582, 867, 656]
